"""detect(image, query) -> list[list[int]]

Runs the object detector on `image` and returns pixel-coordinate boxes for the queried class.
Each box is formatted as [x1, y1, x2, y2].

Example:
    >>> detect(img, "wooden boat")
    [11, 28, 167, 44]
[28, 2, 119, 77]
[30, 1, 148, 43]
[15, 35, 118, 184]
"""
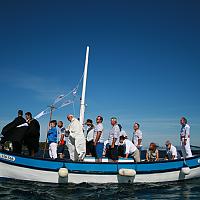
[0, 150, 200, 183]
[0, 46, 199, 184]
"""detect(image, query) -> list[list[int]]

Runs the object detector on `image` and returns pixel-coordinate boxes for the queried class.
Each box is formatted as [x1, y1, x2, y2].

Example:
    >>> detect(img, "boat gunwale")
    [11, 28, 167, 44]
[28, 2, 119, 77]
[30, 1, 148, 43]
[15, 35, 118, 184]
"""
[0, 150, 200, 165]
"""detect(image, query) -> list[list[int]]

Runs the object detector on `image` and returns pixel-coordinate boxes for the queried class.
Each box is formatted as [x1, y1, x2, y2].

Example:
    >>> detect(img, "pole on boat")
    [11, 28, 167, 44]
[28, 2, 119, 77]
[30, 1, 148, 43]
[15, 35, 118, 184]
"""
[42, 105, 55, 158]
[79, 46, 89, 126]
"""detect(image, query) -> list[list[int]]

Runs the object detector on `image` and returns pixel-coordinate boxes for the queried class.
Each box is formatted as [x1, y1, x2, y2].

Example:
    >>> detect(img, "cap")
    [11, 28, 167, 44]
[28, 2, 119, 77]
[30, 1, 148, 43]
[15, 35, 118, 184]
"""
[165, 140, 171, 145]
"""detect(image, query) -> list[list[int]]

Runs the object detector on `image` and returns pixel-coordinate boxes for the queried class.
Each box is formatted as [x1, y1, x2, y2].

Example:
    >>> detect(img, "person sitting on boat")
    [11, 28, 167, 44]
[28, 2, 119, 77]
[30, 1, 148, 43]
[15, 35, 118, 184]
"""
[24, 112, 40, 157]
[132, 122, 143, 151]
[66, 114, 86, 161]
[146, 143, 159, 162]
[1, 110, 27, 154]
[47, 120, 58, 159]
[85, 119, 95, 157]
[164, 140, 180, 160]
[107, 117, 120, 162]
[93, 116, 104, 162]
[180, 117, 192, 158]
[119, 135, 140, 162]
[57, 121, 66, 159]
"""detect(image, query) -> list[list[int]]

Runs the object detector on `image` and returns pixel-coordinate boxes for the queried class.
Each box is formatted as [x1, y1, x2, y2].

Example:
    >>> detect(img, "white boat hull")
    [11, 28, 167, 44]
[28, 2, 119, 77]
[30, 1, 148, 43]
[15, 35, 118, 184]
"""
[1, 160, 200, 184]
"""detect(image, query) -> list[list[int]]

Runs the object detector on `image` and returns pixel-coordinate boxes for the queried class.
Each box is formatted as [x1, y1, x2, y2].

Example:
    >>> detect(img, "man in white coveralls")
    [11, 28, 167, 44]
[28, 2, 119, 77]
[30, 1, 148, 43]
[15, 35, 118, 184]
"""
[180, 117, 192, 158]
[66, 114, 86, 161]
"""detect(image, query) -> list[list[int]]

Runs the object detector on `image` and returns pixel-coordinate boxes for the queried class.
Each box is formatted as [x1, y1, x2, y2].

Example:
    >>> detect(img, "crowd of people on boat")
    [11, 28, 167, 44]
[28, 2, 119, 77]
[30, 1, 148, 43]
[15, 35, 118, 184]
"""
[0, 110, 193, 162]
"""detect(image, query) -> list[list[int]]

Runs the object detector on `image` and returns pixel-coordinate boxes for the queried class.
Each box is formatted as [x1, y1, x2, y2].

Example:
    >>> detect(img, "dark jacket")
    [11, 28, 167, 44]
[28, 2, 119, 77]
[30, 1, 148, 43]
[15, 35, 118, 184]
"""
[24, 119, 40, 152]
[1, 116, 27, 143]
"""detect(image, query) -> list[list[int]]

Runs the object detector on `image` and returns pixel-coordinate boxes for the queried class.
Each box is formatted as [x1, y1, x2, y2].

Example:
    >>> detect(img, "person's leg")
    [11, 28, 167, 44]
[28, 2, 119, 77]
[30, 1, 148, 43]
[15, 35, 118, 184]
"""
[12, 142, 22, 154]
[68, 136, 75, 161]
[181, 141, 187, 159]
[51, 143, 57, 159]
[133, 149, 141, 162]
[75, 136, 86, 161]
[95, 143, 104, 162]
[110, 145, 118, 162]
[185, 140, 192, 158]
[49, 143, 53, 158]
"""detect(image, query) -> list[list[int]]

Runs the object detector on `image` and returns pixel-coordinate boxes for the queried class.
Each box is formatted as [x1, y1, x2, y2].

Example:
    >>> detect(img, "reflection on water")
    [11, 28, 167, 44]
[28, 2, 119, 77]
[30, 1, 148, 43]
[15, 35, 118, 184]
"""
[0, 178, 200, 200]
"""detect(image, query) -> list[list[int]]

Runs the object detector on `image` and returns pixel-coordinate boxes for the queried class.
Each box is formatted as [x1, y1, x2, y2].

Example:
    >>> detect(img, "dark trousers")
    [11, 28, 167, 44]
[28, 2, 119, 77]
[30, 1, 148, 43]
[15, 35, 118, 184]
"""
[12, 141, 22, 154]
[86, 140, 96, 157]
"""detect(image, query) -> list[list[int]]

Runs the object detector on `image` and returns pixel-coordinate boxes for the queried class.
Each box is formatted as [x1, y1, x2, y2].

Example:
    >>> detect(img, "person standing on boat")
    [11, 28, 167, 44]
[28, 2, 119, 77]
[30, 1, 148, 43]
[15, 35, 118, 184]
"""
[180, 117, 192, 158]
[57, 121, 66, 159]
[132, 122, 143, 151]
[1, 110, 27, 154]
[66, 114, 86, 161]
[85, 119, 95, 156]
[107, 117, 120, 162]
[119, 135, 140, 162]
[24, 112, 40, 156]
[93, 116, 104, 162]
[47, 120, 58, 159]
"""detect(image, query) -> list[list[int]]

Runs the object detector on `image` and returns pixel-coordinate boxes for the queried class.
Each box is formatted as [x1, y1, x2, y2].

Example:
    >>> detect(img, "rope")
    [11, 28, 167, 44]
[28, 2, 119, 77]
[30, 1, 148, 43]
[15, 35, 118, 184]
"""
[34, 71, 84, 119]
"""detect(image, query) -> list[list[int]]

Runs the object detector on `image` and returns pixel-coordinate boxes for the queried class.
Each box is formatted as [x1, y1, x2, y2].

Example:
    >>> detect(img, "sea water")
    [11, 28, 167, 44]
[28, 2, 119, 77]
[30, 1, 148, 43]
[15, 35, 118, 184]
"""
[0, 178, 199, 199]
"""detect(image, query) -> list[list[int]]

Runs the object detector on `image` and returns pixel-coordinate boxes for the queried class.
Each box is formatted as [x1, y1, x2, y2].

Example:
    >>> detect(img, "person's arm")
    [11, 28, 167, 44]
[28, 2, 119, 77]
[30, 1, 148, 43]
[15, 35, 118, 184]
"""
[94, 131, 102, 146]
[137, 131, 142, 147]
[124, 144, 129, 159]
[111, 138, 117, 148]
[111, 125, 120, 148]
[171, 155, 175, 160]
[184, 126, 190, 145]
[125, 153, 129, 159]
[156, 150, 159, 161]
[146, 151, 149, 161]
[137, 139, 142, 147]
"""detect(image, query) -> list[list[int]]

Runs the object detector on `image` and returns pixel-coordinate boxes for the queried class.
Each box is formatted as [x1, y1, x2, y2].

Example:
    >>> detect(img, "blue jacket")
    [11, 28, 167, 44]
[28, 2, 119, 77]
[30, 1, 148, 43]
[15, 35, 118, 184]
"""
[47, 127, 57, 143]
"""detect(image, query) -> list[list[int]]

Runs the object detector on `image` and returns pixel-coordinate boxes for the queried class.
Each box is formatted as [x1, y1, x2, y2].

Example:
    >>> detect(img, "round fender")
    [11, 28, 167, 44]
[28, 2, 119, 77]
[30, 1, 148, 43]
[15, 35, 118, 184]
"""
[181, 167, 191, 175]
[58, 168, 68, 178]
[119, 168, 136, 177]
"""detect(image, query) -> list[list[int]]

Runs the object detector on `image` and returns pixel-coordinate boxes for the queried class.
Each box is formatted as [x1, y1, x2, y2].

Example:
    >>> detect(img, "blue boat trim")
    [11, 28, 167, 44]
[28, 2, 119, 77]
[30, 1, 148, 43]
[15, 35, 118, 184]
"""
[0, 151, 200, 175]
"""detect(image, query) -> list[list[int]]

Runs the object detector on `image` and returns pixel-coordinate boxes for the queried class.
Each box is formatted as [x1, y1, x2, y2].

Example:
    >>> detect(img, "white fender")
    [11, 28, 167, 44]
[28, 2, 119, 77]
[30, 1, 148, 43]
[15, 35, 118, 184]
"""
[119, 168, 136, 177]
[181, 167, 191, 175]
[58, 168, 68, 178]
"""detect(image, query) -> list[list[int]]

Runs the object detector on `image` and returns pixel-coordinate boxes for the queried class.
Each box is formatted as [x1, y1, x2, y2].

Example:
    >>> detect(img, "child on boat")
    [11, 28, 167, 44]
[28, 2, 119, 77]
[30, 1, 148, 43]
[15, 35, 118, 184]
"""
[146, 142, 159, 162]
[47, 120, 58, 159]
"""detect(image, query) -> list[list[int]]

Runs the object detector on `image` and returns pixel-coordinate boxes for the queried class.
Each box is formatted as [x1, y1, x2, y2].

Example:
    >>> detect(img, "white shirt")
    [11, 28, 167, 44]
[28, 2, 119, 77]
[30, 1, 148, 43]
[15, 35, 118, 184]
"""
[123, 139, 137, 154]
[133, 129, 143, 147]
[57, 126, 66, 142]
[94, 123, 104, 143]
[180, 124, 190, 141]
[166, 144, 178, 159]
[86, 126, 94, 142]
[119, 129, 127, 137]
[67, 118, 84, 138]
[108, 124, 120, 146]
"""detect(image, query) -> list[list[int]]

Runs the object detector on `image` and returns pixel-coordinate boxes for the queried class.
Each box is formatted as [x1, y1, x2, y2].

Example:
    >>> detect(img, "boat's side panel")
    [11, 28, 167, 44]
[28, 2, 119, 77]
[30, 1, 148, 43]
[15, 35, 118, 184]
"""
[0, 162, 59, 183]
[0, 161, 200, 184]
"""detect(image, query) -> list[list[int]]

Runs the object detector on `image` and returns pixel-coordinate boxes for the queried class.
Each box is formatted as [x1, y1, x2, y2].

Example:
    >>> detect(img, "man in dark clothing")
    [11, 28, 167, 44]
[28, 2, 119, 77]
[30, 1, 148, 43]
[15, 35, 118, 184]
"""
[24, 112, 40, 156]
[1, 110, 27, 154]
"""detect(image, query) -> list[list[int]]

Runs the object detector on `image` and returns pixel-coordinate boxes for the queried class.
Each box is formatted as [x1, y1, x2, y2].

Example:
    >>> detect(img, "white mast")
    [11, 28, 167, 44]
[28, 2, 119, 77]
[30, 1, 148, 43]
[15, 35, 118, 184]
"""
[79, 46, 89, 125]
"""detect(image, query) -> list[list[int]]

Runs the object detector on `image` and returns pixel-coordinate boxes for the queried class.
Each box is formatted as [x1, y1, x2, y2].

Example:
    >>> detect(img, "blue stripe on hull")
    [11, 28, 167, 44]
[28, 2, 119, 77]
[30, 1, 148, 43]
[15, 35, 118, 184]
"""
[0, 152, 200, 175]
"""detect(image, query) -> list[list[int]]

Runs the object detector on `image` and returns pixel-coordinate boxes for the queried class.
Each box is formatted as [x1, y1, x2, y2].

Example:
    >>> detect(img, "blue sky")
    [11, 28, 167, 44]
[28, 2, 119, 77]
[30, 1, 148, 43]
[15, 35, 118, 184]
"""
[0, 0, 200, 147]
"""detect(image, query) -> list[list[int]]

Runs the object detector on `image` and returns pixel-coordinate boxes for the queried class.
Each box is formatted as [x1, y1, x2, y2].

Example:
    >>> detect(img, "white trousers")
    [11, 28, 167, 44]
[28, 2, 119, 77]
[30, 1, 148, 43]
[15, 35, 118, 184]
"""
[49, 142, 58, 159]
[181, 139, 192, 158]
[68, 135, 86, 161]
[131, 149, 141, 162]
